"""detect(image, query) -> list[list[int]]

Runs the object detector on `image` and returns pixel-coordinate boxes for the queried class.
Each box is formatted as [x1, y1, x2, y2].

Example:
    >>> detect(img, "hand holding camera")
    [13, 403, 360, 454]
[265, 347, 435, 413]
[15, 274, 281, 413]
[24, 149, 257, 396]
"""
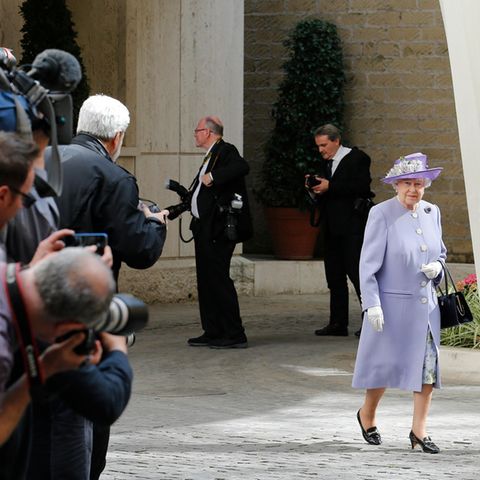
[41, 331, 91, 378]
[305, 174, 328, 194]
[29, 228, 75, 266]
[305, 174, 322, 189]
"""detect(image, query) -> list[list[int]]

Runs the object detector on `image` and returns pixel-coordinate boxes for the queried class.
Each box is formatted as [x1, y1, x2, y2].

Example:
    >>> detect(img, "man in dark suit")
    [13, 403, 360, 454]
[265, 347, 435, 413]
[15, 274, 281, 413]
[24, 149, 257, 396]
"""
[170, 116, 252, 348]
[307, 124, 374, 336]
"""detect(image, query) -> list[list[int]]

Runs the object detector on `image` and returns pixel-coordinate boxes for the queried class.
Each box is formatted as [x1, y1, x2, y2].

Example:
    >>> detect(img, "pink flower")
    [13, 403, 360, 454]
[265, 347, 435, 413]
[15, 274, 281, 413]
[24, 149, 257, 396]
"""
[464, 274, 477, 286]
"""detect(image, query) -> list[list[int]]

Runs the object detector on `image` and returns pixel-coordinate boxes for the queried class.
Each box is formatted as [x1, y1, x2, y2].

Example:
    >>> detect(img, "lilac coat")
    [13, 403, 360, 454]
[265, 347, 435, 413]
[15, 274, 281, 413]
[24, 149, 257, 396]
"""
[352, 197, 447, 392]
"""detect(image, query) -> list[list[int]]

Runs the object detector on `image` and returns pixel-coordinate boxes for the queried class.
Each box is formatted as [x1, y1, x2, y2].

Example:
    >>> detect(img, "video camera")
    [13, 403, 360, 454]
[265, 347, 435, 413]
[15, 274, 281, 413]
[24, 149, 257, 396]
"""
[0, 47, 82, 195]
[164, 179, 193, 220]
[58, 293, 149, 355]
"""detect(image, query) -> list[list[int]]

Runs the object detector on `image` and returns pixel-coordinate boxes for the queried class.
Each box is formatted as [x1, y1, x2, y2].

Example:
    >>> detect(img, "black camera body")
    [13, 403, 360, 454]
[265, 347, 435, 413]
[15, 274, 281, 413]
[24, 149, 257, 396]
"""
[306, 175, 322, 189]
[57, 293, 149, 355]
[164, 179, 192, 220]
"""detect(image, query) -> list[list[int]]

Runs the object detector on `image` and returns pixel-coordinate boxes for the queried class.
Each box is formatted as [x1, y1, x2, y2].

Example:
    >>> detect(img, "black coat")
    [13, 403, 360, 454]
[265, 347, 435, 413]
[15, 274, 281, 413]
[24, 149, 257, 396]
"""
[50, 134, 166, 279]
[190, 139, 253, 243]
[316, 147, 374, 236]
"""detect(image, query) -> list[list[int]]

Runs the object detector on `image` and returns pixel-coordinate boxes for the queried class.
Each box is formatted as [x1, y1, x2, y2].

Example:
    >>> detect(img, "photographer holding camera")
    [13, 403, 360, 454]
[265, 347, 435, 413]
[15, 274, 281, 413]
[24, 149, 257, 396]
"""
[0, 246, 116, 479]
[163, 116, 252, 349]
[306, 124, 374, 338]
[51, 94, 167, 283]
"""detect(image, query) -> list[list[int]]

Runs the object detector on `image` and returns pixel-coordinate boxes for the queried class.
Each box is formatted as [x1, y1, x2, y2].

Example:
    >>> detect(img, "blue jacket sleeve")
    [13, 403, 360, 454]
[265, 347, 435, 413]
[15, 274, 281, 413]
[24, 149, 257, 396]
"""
[46, 350, 133, 425]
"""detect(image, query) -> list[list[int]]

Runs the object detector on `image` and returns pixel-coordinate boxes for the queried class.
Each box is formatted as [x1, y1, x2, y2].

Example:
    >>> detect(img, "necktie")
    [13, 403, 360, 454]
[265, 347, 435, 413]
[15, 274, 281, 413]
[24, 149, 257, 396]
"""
[325, 160, 333, 180]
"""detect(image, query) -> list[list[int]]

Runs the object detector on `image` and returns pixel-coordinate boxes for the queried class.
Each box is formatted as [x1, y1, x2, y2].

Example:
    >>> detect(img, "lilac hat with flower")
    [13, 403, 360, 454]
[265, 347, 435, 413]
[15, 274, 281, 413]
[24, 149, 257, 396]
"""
[382, 152, 443, 184]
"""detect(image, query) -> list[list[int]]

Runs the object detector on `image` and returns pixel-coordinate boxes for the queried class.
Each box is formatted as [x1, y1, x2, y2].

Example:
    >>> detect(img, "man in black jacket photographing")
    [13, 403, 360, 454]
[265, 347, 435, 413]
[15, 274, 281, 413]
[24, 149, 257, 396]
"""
[49, 94, 167, 479]
[163, 116, 252, 349]
[52, 94, 167, 282]
[307, 124, 374, 337]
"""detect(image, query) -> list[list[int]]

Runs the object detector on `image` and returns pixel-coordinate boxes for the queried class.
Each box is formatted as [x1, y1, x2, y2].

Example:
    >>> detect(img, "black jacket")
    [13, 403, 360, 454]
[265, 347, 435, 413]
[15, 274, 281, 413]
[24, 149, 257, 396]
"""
[50, 134, 166, 279]
[190, 139, 253, 242]
[316, 147, 374, 236]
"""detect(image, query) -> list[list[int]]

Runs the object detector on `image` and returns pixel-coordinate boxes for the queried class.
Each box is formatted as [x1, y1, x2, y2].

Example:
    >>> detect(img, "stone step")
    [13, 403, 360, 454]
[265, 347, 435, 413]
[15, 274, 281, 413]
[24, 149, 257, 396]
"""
[118, 254, 476, 304]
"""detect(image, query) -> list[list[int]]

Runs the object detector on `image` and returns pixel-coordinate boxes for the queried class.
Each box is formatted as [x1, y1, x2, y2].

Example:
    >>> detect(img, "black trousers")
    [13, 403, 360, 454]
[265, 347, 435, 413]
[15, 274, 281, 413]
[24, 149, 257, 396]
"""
[324, 231, 363, 328]
[193, 223, 245, 340]
[89, 424, 110, 480]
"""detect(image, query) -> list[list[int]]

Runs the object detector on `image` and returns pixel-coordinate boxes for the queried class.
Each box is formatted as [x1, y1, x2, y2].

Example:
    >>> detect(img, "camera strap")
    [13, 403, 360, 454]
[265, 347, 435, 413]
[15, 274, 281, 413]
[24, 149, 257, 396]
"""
[4, 263, 45, 398]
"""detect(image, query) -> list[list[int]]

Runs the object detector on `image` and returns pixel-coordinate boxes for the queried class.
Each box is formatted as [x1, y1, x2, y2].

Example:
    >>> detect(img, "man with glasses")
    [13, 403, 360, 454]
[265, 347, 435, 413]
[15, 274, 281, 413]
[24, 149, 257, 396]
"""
[0, 131, 38, 259]
[165, 116, 252, 348]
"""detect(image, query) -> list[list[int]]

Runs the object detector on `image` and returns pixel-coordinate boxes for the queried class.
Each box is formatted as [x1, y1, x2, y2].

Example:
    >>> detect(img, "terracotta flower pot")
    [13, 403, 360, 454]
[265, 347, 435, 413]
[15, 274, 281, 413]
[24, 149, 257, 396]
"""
[264, 207, 320, 260]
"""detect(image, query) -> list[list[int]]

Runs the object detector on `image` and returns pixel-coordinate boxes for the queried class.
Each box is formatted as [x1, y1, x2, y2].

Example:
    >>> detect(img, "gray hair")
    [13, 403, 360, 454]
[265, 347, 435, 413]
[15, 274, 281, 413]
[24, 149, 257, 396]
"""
[77, 95, 130, 141]
[33, 247, 115, 326]
[205, 117, 223, 136]
[313, 124, 341, 142]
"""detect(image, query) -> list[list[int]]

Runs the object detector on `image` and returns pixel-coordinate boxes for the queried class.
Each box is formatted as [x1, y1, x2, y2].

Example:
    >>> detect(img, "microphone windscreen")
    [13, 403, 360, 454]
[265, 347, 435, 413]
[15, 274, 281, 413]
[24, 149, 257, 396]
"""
[31, 49, 82, 92]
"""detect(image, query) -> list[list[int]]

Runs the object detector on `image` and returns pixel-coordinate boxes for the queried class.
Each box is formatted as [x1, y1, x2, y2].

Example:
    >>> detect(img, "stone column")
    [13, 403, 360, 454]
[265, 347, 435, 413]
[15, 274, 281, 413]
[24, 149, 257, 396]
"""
[440, 0, 480, 280]
[71, 0, 244, 259]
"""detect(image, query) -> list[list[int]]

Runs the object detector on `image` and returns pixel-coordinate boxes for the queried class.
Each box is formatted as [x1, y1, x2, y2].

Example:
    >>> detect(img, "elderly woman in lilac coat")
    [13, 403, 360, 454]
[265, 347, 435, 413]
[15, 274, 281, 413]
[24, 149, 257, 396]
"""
[352, 153, 446, 454]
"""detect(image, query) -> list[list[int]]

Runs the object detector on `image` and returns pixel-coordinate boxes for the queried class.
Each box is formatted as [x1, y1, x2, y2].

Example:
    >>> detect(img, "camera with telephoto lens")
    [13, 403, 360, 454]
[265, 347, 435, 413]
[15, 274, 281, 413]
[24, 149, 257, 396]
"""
[306, 174, 321, 189]
[57, 293, 149, 355]
[164, 179, 193, 220]
[219, 193, 243, 242]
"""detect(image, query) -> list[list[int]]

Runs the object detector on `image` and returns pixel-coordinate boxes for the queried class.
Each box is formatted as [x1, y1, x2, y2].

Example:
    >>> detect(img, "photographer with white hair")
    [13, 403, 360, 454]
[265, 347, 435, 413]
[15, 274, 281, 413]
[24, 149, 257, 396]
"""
[51, 94, 167, 282]
[45, 94, 167, 479]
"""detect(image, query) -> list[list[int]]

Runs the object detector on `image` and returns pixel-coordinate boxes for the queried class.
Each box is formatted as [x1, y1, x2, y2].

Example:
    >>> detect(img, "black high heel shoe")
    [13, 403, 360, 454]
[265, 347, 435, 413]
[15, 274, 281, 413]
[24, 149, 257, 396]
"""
[409, 430, 440, 454]
[357, 409, 382, 445]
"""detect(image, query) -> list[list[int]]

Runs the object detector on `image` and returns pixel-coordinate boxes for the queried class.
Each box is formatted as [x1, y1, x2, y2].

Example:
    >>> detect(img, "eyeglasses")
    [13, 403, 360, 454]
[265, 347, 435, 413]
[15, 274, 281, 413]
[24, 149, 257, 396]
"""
[194, 128, 209, 134]
[9, 185, 36, 208]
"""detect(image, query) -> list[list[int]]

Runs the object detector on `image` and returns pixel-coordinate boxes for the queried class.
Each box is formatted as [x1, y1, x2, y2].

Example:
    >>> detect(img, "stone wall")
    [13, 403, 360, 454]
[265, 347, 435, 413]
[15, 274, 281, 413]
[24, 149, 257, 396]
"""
[244, 0, 472, 262]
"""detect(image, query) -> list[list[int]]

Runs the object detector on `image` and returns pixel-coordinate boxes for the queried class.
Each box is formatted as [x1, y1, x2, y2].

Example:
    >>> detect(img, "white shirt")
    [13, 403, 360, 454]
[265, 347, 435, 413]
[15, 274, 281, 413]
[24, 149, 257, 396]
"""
[331, 145, 352, 176]
[191, 143, 215, 219]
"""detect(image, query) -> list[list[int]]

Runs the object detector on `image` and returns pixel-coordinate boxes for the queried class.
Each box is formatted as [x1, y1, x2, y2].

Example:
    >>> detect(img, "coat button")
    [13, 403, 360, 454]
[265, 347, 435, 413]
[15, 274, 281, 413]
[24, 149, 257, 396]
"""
[420, 245, 428, 252]
[412, 212, 418, 218]
[416, 228, 423, 235]
[421, 297, 428, 304]
[421, 281, 427, 287]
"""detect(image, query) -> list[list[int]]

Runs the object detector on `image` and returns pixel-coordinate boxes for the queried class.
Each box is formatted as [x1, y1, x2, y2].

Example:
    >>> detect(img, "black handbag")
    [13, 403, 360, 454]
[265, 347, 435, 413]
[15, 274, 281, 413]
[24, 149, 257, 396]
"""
[437, 261, 473, 329]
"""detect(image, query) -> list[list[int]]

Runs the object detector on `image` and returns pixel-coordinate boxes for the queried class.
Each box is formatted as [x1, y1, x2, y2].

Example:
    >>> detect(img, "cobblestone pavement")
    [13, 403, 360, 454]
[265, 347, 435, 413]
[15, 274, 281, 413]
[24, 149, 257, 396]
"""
[102, 294, 480, 479]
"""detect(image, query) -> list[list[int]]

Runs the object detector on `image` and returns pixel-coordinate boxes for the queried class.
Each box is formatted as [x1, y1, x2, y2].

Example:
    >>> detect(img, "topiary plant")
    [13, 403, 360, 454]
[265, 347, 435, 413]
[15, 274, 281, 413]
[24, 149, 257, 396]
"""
[257, 19, 345, 208]
[18, 0, 90, 128]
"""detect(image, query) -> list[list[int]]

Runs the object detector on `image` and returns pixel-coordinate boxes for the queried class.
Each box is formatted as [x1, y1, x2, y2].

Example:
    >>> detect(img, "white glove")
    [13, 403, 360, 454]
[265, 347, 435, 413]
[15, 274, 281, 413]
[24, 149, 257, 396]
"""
[421, 261, 442, 280]
[367, 306, 384, 332]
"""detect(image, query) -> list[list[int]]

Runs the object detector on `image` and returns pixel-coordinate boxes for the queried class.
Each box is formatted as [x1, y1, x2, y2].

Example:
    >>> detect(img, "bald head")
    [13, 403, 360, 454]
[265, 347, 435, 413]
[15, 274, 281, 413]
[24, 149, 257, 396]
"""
[31, 247, 115, 326]
[194, 116, 223, 150]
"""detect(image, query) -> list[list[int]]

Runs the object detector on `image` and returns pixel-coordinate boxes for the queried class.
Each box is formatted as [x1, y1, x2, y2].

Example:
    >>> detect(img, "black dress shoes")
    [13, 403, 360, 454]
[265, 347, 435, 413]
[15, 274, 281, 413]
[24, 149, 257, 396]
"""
[409, 430, 440, 454]
[357, 409, 382, 445]
[187, 334, 211, 346]
[208, 335, 248, 349]
[314, 323, 348, 336]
